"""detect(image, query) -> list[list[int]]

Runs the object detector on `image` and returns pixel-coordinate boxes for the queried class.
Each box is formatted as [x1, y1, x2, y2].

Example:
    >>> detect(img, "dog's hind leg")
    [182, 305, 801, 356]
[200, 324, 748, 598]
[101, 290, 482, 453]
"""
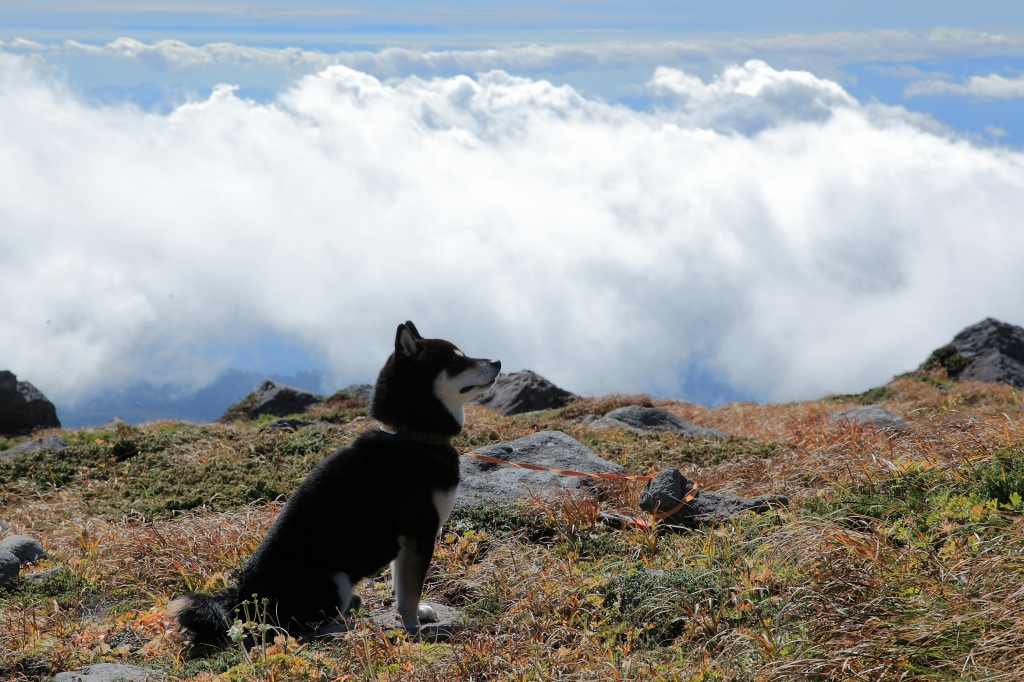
[392, 534, 437, 632]
[331, 572, 362, 620]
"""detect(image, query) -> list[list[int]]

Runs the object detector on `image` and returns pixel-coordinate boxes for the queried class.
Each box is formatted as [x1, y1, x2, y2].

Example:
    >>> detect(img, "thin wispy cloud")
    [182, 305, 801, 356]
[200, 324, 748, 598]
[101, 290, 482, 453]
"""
[1, 51, 1023, 406]
[906, 71, 1024, 99]
[12, 28, 1022, 81]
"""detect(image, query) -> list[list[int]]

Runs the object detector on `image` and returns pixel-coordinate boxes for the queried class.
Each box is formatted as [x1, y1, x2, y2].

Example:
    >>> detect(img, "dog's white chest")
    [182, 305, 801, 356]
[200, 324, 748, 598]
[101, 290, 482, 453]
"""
[432, 487, 457, 534]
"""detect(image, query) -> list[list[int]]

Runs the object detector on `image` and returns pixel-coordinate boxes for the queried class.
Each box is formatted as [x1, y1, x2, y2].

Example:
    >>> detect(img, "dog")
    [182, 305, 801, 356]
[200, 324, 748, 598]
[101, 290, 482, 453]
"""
[168, 321, 501, 644]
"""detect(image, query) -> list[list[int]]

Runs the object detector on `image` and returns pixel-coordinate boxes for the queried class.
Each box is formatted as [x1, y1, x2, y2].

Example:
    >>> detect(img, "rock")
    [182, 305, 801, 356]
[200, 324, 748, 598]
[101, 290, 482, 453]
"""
[53, 664, 166, 682]
[0, 434, 70, 461]
[221, 380, 326, 421]
[263, 418, 319, 431]
[922, 318, 1024, 388]
[458, 431, 624, 507]
[590, 406, 729, 438]
[638, 468, 698, 515]
[249, 381, 325, 418]
[0, 370, 60, 435]
[0, 519, 10, 536]
[99, 417, 128, 430]
[0, 535, 46, 563]
[471, 370, 576, 416]
[831, 405, 907, 430]
[23, 566, 68, 583]
[636, 468, 787, 528]
[340, 384, 374, 403]
[0, 549, 19, 585]
[365, 602, 464, 640]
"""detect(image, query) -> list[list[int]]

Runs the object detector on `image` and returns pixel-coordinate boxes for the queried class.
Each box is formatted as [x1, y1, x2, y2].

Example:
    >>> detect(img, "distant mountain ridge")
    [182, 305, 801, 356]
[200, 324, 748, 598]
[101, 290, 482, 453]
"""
[54, 369, 342, 428]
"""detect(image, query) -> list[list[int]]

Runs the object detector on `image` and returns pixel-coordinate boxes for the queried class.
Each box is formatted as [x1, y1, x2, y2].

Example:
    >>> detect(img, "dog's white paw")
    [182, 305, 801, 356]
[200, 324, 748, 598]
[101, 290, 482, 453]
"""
[417, 604, 438, 623]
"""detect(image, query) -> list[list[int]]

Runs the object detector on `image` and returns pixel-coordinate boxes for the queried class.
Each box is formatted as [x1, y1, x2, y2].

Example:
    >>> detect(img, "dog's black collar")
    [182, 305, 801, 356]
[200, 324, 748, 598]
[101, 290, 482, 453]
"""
[378, 423, 453, 446]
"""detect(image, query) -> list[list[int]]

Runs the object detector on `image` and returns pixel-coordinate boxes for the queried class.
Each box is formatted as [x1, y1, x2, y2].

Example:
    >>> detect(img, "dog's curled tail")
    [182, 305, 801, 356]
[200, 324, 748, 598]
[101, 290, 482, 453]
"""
[167, 586, 239, 646]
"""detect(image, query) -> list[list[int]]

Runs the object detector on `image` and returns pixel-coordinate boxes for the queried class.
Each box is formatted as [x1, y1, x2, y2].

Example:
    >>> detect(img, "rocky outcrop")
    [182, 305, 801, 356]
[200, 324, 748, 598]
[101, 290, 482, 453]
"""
[457, 431, 623, 507]
[0, 371, 60, 435]
[0, 434, 70, 461]
[339, 384, 374, 403]
[636, 467, 787, 528]
[584, 406, 728, 437]
[830, 405, 907, 430]
[471, 370, 576, 416]
[921, 318, 1024, 388]
[219, 381, 325, 421]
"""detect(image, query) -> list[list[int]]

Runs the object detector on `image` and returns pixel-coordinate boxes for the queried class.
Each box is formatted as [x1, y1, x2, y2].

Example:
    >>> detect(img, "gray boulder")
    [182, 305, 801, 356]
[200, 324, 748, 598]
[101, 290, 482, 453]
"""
[0, 535, 46, 563]
[471, 370, 576, 416]
[249, 381, 325, 418]
[53, 664, 165, 682]
[0, 549, 19, 586]
[0, 370, 60, 435]
[0, 434, 70, 461]
[458, 431, 624, 507]
[589, 406, 728, 438]
[637, 467, 787, 528]
[340, 384, 374, 403]
[922, 318, 1024, 388]
[831, 405, 907, 430]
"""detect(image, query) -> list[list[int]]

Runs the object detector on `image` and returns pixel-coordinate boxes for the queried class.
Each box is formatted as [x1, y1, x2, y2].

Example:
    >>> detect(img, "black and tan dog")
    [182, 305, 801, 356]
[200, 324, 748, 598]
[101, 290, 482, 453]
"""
[169, 322, 500, 644]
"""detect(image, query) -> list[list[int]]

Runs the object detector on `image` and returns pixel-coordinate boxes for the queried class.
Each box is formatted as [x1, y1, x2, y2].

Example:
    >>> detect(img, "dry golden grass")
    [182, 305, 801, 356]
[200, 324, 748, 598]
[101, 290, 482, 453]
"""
[2, 376, 1024, 680]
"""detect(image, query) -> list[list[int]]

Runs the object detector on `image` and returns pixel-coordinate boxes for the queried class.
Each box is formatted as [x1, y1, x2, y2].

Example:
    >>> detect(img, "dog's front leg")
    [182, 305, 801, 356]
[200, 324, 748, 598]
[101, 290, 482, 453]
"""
[392, 534, 436, 632]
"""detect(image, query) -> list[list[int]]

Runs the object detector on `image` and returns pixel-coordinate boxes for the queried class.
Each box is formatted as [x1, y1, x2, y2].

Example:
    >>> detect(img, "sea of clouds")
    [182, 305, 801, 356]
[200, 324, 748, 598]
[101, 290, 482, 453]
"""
[2, 46, 1024, 405]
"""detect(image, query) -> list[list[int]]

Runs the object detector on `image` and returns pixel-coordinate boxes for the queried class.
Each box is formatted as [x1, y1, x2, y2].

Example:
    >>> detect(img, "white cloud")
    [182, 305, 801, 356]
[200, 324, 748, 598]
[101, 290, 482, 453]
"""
[36, 29, 1024, 82]
[2, 52, 1024, 405]
[905, 72, 1024, 99]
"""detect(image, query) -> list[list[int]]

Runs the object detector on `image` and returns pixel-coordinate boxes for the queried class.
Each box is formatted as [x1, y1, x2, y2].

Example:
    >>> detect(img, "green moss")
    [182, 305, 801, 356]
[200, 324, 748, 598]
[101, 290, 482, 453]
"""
[605, 567, 736, 646]
[920, 343, 973, 378]
[0, 425, 349, 521]
[827, 384, 896, 404]
[218, 391, 259, 423]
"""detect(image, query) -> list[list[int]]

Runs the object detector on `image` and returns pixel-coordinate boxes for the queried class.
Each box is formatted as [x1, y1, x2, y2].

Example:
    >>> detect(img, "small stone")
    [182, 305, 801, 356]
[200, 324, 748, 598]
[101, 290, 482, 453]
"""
[596, 406, 729, 437]
[638, 468, 697, 515]
[636, 467, 787, 528]
[53, 664, 166, 682]
[0, 549, 19, 585]
[0, 434, 70, 461]
[0, 535, 46, 563]
[365, 602, 464, 641]
[263, 418, 318, 431]
[831, 405, 907, 430]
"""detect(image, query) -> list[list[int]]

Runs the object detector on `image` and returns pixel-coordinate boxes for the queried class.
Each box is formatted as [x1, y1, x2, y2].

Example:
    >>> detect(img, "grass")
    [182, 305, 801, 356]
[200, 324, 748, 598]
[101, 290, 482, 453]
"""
[1, 377, 1024, 679]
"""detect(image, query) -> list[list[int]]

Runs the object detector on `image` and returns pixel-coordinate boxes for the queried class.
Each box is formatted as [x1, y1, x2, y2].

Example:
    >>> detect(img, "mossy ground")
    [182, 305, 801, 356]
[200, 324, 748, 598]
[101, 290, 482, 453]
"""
[2, 377, 1024, 680]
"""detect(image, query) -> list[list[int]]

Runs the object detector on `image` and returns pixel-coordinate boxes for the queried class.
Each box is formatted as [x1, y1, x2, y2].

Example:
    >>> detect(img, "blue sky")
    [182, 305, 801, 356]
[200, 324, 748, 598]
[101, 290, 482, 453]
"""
[3, 2, 1024, 408]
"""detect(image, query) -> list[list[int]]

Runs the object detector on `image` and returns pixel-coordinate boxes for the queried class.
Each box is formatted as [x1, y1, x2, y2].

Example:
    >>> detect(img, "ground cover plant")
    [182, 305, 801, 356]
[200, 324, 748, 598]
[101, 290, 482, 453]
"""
[1, 375, 1023, 680]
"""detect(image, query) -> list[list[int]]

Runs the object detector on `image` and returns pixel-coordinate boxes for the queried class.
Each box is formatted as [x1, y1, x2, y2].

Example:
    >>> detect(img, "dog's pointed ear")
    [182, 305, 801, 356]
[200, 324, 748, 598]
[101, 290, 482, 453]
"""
[396, 323, 421, 357]
[404, 321, 423, 340]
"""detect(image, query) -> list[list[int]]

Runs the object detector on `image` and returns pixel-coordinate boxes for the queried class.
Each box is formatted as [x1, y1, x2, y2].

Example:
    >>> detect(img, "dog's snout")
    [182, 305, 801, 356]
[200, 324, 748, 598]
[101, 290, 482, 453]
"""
[490, 360, 501, 372]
